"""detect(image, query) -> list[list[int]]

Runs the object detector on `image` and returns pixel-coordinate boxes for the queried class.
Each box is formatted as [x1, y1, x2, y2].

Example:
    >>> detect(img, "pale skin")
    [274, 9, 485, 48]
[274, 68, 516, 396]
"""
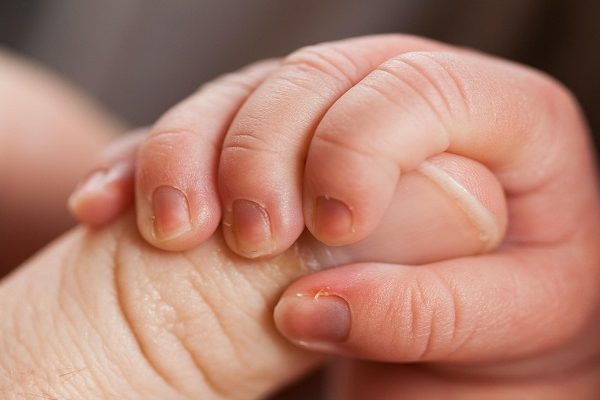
[1, 34, 600, 399]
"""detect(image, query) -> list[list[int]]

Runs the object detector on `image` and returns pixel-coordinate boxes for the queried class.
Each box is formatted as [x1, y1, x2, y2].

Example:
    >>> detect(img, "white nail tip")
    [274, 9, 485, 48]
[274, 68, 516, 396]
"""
[417, 161, 500, 251]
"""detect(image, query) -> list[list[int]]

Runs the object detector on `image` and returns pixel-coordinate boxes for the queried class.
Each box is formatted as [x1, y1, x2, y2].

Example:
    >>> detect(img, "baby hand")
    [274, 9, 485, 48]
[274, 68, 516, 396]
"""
[69, 35, 600, 397]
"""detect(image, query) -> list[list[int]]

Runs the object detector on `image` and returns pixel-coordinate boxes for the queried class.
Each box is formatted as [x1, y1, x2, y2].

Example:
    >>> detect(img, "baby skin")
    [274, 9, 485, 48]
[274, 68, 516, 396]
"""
[8, 35, 599, 399]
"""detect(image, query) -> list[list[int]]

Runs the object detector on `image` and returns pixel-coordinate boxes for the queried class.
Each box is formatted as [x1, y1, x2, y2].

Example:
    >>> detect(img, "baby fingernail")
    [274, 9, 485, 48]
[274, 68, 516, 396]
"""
[228, 199, 274, 258]
[68, 162, 131, 208]
[314, 196, 354, 243]
[274, 292, 351, 348]
[151, 185, 192, 241]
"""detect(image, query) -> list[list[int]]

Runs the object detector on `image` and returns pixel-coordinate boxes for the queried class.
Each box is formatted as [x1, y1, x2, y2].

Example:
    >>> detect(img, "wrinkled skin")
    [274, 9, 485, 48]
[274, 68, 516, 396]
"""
[0, 216, 318, 399]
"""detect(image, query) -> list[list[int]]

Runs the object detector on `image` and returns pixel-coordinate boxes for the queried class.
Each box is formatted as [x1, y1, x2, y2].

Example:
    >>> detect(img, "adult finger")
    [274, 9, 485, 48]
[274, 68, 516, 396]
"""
[0, 213, 324, 399]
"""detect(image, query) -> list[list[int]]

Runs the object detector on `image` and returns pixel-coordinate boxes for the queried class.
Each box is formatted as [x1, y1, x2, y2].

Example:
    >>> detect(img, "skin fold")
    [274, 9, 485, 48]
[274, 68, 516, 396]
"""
[0, 215, 318, 400]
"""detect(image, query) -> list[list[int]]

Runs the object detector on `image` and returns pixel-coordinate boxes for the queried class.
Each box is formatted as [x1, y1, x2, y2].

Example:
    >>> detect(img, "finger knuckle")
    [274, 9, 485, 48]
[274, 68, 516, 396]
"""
[397, 270, 462, 360]
[372, 51, 472, 142]
[203, 71, 258, 97]
[222, 130, 280, 159]
[113, 244, 252, 399]
[195, 65, 275, 112]
[281, 43, 360, 90]
[311, 121, 400, 181]
[144, 128, 219, 160]
[312, 130, 381, 163]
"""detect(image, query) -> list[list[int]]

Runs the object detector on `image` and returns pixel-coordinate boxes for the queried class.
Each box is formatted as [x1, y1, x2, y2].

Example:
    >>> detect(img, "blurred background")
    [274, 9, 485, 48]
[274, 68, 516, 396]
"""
[0, 0, 599, 398]
[2, 0, 599, 131]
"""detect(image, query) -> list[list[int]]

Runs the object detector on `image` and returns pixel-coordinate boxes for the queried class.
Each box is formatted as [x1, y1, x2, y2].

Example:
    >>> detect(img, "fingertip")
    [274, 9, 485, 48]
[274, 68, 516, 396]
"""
[221, 199, 277, 259]
[135, 187, 221, 252]
[312, 196, 355, 245]
[150, 185, 193, 241]
[68, 161, 134, 226]
[274, 291, 352, 351]
[134, 130, 223, 252]
[303, 177, 394, 247]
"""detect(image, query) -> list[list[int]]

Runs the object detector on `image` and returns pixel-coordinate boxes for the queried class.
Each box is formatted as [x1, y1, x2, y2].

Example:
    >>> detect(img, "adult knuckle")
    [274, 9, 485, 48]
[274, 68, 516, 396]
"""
[113, 245, 247, 399]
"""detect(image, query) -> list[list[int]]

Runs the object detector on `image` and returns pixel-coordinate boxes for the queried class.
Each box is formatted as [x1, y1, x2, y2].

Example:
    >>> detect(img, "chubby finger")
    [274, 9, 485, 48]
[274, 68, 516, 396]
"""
[68, 130, 144, 226]
[275, 152, 524, 361]
[218, 35, 447, 258]
[274, 152, 516, 359]
[299, 152, 507, 267]
[304, 49, 588, 246]
[275, 241, 600, 364]
[136, 60, 279, 251]
[278, 132, 600, 363]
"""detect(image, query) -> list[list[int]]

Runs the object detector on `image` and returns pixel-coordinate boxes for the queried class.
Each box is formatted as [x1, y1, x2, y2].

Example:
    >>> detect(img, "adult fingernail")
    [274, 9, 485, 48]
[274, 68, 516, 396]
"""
[227, 199, 274, 258]
[274, 291, 351, 350]
[314, 196, 354, 243]
[151, 185, 192, 241]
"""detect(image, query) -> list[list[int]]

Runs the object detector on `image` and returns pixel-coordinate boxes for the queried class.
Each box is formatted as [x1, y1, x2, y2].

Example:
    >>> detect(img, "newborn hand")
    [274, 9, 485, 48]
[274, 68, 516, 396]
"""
[68, 35, 600, 398]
